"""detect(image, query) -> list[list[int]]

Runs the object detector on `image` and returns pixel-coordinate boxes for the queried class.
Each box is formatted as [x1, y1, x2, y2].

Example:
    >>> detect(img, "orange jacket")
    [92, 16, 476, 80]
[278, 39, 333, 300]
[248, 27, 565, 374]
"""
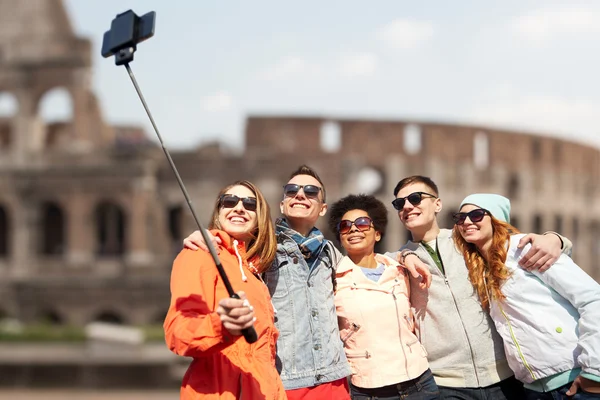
[164, 230, 286, 400]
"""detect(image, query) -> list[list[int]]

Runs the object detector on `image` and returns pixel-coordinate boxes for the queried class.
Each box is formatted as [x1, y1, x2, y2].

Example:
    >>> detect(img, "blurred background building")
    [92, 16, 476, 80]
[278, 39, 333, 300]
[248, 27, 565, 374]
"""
[0, 0, 599, 394]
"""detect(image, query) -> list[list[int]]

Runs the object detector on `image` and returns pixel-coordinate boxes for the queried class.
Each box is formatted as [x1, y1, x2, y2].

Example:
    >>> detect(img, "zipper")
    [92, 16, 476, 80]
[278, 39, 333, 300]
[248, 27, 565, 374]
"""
[443, 276, 481, 385]
[392, 286, 410, 377]
[498, 304, 536, 381]
[341, 322, 361, 343]
[424, 239, 481, 386]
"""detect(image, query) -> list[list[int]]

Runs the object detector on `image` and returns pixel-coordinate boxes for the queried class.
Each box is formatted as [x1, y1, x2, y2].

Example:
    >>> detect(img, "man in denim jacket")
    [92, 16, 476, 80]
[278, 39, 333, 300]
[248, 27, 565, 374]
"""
[263, 165, 350, 399]
[184, 165, 351, 399]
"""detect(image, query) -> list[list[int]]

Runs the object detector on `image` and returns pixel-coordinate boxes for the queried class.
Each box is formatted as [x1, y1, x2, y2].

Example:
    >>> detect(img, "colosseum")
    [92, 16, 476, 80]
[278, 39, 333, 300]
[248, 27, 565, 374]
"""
[0, 0, 598, 327]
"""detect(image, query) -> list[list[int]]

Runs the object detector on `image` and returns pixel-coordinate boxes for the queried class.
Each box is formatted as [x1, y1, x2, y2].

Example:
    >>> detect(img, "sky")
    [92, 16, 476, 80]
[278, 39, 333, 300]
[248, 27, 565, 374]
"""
[46, 1, 600, 150]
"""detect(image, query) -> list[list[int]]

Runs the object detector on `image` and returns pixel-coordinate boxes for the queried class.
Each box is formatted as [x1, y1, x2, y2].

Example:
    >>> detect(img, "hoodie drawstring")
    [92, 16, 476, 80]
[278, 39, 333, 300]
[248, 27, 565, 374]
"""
[233, 240, 248, 282]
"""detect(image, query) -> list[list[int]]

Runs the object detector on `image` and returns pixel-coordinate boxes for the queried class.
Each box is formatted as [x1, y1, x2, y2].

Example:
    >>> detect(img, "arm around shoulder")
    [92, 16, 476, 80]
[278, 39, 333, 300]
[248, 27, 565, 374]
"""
[543, 231, 573, 256]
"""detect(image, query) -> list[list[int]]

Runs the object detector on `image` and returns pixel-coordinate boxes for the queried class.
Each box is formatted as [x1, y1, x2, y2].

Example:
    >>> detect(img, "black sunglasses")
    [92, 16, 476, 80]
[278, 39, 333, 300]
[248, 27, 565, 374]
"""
[283, 184, 322, 199]
[392, 192, 437, 211]
[337, 216, 373, 235]
[219, 194, 258, 212]
[452, 209, 490, 225]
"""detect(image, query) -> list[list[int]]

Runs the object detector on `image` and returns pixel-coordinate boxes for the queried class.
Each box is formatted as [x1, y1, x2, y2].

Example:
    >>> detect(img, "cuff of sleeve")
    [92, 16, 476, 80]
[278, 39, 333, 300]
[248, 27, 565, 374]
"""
[400, 251, 419, 265]
[543, 231, 564, 249]
[581, 372, 600, 383]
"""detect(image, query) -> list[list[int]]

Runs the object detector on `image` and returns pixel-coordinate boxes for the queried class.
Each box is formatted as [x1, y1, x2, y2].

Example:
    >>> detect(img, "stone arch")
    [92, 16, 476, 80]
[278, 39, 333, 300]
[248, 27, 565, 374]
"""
[93, 311, 125, 325]
[167, 205, 184, 255]
[39, 201, 66, 255]
[0, 204, 10, 257]
[589, 221, 600, 270]
[473, 132, 489, 169]
[153, 309, 168, 325]
[403, 124, 422, 155]
[554, 215, 563, 233]
[532, 214, 543, 233]
[572, 217, 579, 241]
[511, 215, 520, 230]
[443, 209, 457, 230]
[507, 173, 520, 199]
[36, 87, 74, 148]
[319, 120, 341, 153]
[38, 309, 64, 325]
[355, 166, 386, 196]
[0, 91, 19, 149]
[95, 201, 127, 256]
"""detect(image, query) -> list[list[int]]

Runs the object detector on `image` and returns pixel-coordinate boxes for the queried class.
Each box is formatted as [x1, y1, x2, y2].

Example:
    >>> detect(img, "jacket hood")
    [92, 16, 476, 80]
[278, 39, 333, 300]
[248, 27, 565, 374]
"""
[211, 229, 250, 282]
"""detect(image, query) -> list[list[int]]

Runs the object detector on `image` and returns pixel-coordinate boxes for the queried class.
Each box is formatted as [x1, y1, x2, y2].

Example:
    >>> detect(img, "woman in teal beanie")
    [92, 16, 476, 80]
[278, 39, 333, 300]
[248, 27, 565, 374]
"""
[452, 193, 600, 399]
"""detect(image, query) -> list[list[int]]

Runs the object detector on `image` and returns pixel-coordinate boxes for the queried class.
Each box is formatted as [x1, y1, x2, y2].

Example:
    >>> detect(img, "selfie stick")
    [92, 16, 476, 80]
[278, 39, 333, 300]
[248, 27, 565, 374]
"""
[101, 10, 258, 344]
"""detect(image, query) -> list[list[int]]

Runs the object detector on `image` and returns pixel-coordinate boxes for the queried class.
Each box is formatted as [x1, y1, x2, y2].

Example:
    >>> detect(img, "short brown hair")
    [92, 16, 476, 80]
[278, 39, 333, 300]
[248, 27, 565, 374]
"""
[393, 175, 439, 197]
[289, 165, 326, 202]
[210, 180, 276, 273]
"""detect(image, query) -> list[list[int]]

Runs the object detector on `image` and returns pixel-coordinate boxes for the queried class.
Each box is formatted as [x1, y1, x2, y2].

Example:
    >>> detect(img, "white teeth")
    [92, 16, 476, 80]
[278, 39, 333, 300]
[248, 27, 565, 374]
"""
[230, 217, 245, 223]
[292, 204, 308, 209]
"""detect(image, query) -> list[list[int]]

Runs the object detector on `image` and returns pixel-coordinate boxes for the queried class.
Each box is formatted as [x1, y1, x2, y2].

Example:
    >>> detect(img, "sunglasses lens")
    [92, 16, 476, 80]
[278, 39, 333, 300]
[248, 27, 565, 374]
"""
[392, 198, 405, 210]
[338, 220, 353, 234]
[407, 193, 423, 206]
[242, 198, 257, 212]
[221, 195, 239, 209]
[303, 185, 321, 198]
[354, 217, 372, 231]
[284, 184, 321, 199]
[453, 213, 466, 225]
[454, 209, 487, 225]
[221, 195, 257, 211]
[283, 184, 300, 196]
[470, 209, 486, 222]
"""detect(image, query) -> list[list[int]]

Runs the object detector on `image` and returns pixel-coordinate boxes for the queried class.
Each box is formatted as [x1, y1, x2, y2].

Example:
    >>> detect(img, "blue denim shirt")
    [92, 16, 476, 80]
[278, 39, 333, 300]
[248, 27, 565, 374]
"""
[263, 233, 350, 390]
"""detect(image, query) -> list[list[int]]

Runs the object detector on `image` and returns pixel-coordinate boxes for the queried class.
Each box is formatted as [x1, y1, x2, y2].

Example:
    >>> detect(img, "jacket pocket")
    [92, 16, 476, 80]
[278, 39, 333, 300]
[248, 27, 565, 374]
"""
[265, 264, 289, 299]
[406, 338, 428, 358]
[341, 321, 361, 344]
[345, 349, 371, 359]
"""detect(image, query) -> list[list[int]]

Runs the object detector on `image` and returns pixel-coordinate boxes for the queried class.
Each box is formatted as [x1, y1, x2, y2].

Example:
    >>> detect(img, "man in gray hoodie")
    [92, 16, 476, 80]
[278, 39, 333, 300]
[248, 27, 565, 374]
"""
[390, 175, 571, 400]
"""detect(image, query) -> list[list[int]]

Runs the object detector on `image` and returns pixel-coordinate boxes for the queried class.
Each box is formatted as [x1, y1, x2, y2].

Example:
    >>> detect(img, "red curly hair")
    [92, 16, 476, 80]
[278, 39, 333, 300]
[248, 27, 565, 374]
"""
[453, 214, 520, 311]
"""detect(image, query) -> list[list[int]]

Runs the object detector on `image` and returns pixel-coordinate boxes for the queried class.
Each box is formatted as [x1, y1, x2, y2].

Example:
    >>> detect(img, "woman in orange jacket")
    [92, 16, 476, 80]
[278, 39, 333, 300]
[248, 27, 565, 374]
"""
[163, 180, 286, 400]
[328, 194, 439, 400]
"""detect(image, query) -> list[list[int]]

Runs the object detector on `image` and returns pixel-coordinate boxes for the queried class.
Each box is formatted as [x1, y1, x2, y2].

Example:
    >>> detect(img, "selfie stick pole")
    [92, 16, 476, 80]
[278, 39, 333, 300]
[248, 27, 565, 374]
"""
[103, 13, 257, 344]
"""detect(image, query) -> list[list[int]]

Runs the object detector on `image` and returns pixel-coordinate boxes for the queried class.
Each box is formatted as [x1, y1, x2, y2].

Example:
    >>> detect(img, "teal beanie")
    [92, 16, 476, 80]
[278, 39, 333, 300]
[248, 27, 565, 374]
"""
[459, 193, 511, 223]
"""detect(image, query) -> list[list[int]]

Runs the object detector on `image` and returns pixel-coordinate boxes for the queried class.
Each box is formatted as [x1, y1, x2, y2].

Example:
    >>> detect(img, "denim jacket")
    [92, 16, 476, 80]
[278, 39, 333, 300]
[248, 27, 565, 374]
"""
[263, 233, 350, 390]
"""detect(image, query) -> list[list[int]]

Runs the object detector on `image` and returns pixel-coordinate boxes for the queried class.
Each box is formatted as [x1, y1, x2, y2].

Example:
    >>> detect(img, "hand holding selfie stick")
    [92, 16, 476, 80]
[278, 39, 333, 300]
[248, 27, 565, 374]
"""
[101, 10, 258, 344]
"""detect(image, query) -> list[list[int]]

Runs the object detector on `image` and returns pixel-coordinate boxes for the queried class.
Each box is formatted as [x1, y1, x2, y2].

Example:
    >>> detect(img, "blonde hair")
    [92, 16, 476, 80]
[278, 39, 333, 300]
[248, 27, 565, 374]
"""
[210, 180, 276, 273]
[453, 214, 520, 311]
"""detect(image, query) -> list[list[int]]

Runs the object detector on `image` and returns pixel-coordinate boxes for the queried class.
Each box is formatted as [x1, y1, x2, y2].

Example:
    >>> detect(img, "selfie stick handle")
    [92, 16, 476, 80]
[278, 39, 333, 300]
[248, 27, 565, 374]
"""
[123, 63, 258, 344]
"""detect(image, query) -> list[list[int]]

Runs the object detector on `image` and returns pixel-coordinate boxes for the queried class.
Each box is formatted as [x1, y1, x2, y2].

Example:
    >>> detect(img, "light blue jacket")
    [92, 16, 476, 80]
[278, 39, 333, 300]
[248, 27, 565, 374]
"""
[490, 234, 600, 391]
[263, 233, 350, 390]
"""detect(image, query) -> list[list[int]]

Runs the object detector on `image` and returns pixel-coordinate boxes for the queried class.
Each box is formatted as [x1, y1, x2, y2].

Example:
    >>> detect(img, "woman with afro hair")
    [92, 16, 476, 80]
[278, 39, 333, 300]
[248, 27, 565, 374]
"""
[329, 194, 439, 399]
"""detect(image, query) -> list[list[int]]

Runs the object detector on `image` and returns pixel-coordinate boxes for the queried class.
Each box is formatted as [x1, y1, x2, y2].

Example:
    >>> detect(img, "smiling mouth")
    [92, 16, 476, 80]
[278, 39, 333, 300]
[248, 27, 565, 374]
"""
[347, 236, 363, 243]
[291, 204, 309, 209]
[229, 216, 247, 224]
